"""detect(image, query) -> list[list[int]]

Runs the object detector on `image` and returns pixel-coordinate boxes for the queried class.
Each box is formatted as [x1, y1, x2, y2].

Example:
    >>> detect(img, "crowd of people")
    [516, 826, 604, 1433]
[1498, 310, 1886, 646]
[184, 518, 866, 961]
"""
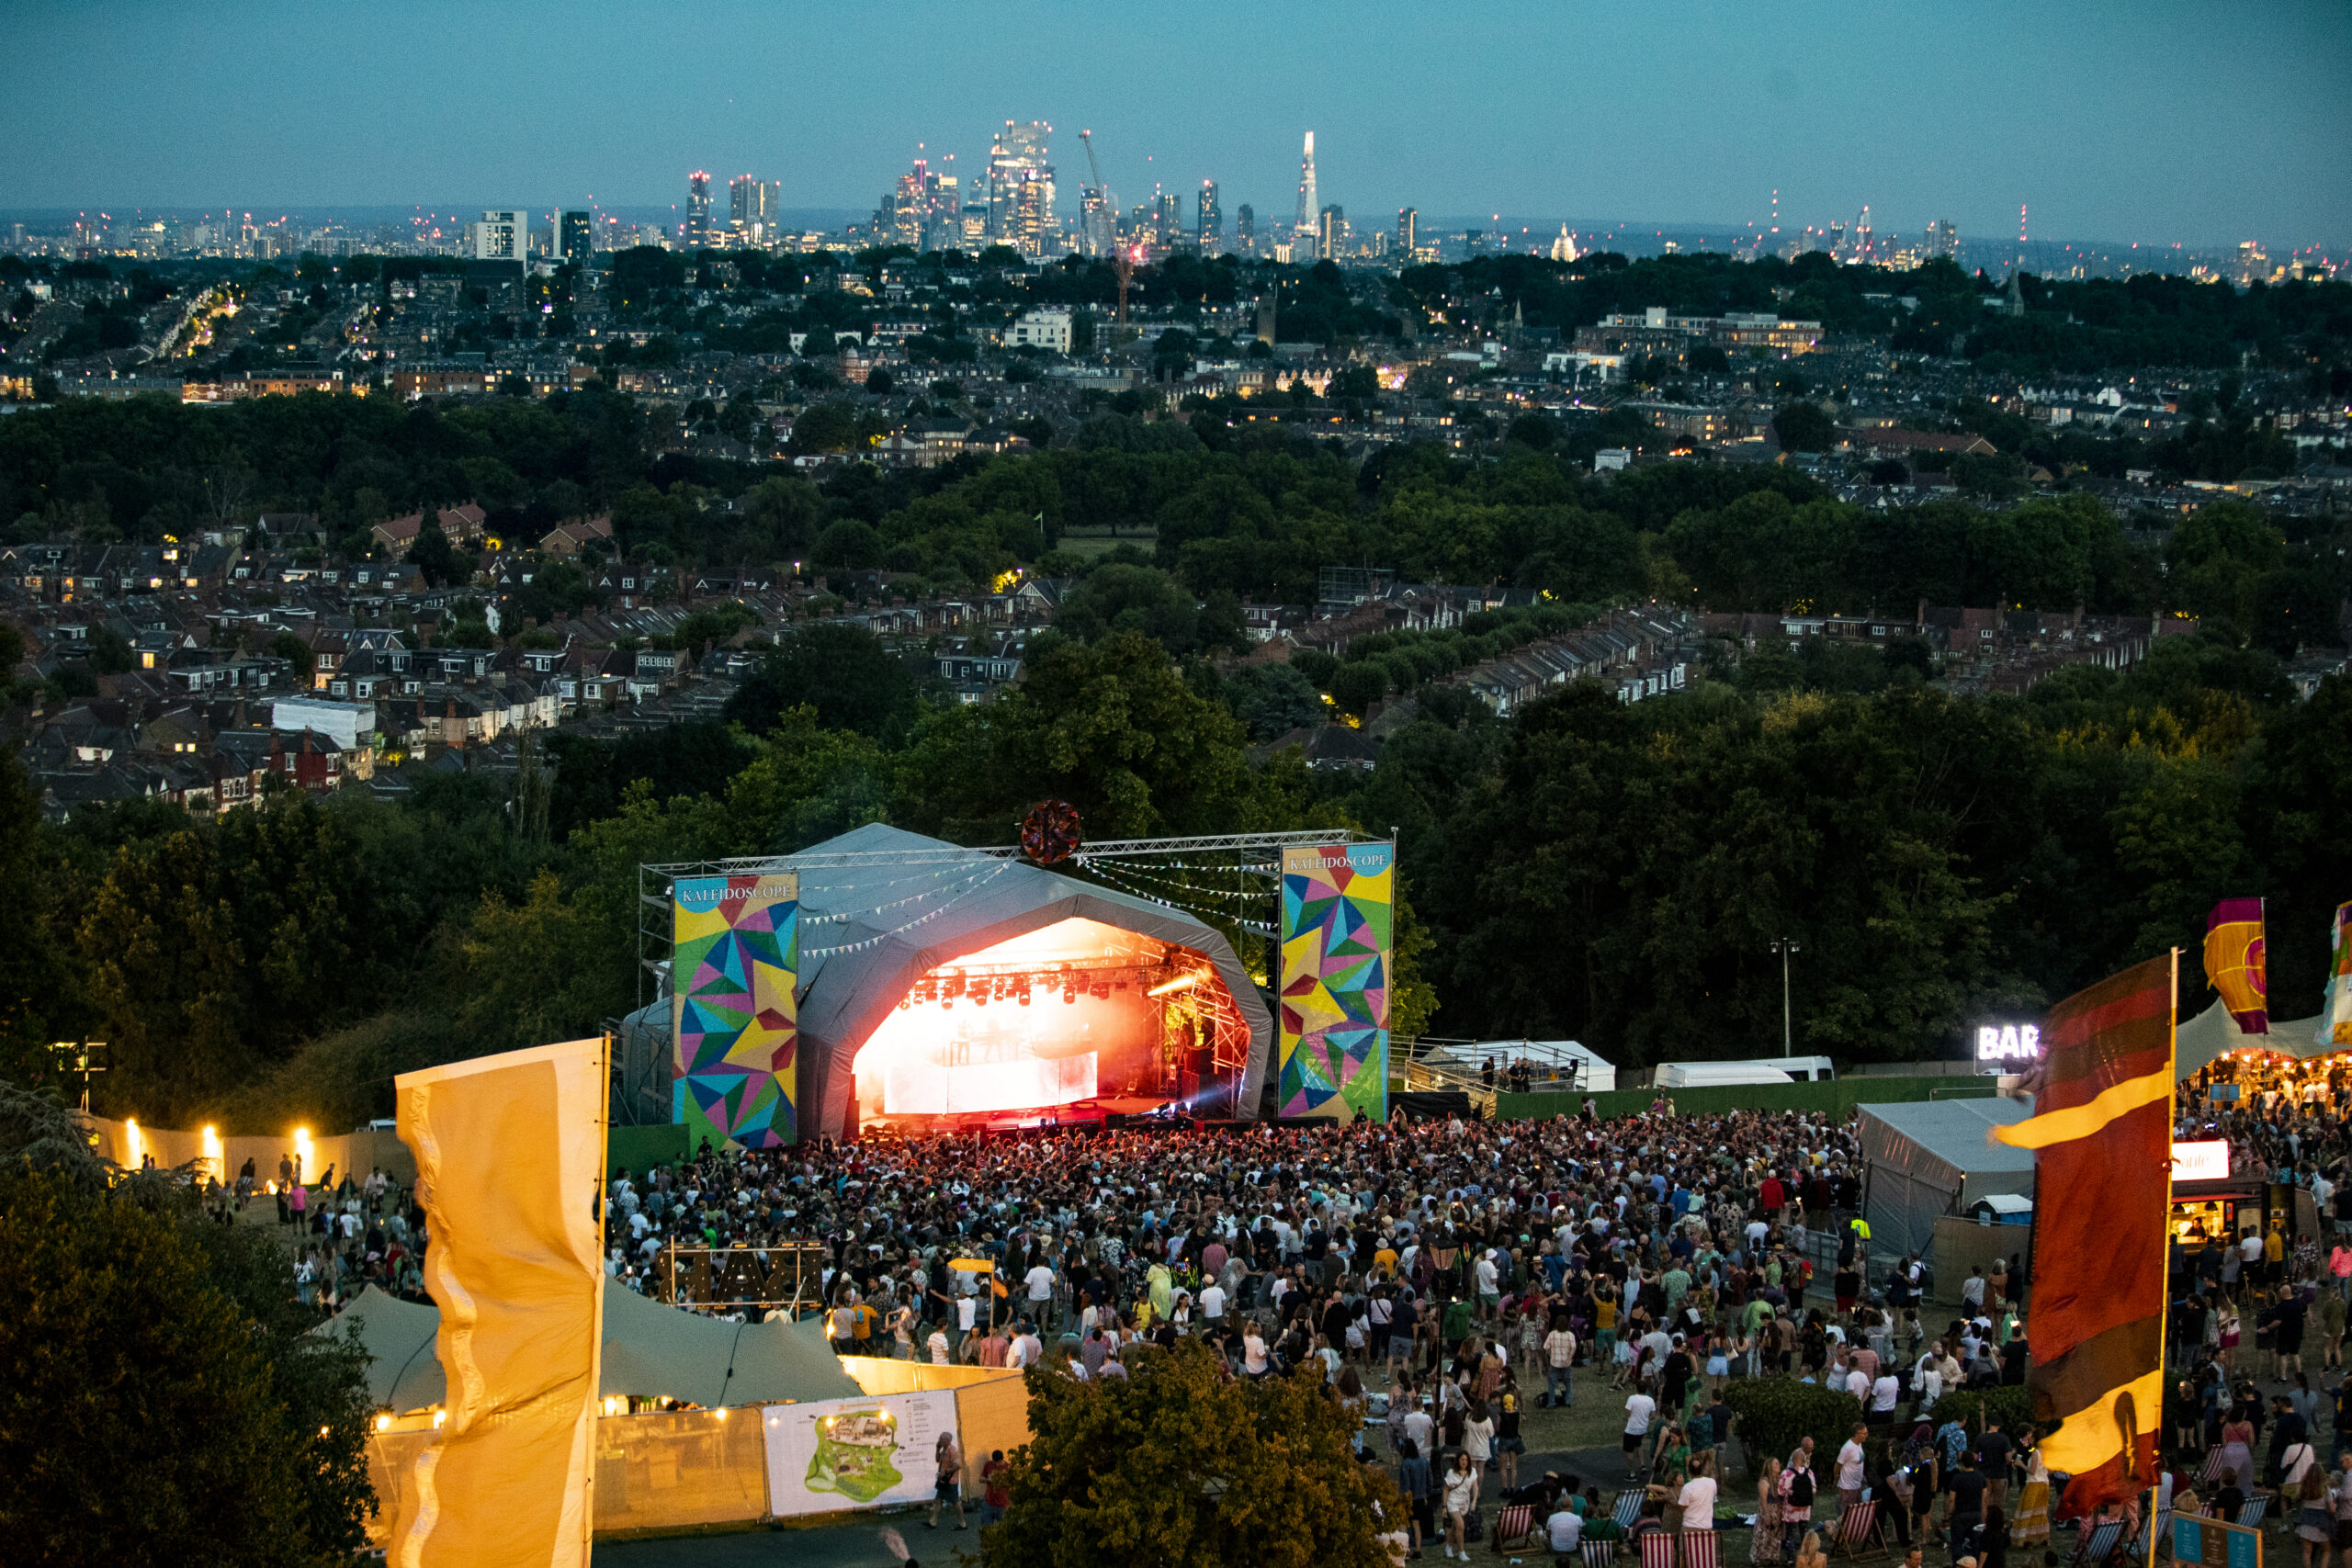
[250, 1062, 2352, 1565]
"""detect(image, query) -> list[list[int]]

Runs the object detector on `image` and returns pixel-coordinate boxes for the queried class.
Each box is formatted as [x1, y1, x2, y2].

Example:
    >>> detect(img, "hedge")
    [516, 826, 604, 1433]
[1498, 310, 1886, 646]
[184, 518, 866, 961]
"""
[1721, 1377, 1864, 1479]
[1928, 1384, 2035, 1436]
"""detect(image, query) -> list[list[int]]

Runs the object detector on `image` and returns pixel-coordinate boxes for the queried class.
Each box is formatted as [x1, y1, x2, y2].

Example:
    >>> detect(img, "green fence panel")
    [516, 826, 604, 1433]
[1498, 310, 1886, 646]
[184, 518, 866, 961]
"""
[606, 1122, 689, 1175]
[1494, 1075, 1994, 1122]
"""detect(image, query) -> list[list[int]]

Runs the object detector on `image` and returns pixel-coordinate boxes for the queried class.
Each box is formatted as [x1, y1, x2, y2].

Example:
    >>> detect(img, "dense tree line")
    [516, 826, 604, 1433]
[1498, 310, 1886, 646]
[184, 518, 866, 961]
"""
[8, 604, 2347, 1128]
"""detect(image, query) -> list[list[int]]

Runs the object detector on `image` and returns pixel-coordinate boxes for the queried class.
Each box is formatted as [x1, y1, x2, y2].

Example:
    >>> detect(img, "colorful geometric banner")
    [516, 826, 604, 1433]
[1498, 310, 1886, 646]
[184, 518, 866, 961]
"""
[2322, 901, 2352, 1049]
[672, 874, 799, 1149]
[1278, 841, 1392, 1122]
[2203, 897, 2267, 1034]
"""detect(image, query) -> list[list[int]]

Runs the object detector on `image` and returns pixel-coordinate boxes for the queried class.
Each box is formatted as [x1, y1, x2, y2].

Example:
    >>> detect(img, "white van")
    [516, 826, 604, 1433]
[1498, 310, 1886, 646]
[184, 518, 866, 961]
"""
[1655, 1061, 1795, 1089]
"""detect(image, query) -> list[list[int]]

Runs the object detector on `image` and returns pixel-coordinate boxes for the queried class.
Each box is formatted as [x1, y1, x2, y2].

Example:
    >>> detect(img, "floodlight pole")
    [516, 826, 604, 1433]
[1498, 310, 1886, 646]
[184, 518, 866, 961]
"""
[1770, 939, 1801, 1057]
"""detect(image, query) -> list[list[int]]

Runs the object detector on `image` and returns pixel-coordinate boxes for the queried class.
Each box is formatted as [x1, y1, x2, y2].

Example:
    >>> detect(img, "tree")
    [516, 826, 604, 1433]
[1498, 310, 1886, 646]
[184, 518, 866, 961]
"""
[0, 750, 80, 1082]
[724, 623, 919, 742]
[0, 1140, 374, 1563]
[409, 509, 469, 588]
[1771, 400, 1836, 453]
[266, 629, 315, 682]
[1223, 662, 1330, 741]
[980, 1341, 1403, 1568]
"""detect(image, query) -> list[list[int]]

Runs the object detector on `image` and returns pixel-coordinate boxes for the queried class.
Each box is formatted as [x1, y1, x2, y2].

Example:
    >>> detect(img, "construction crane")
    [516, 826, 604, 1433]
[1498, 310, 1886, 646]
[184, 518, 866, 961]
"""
[1080, 130, 1134, 324]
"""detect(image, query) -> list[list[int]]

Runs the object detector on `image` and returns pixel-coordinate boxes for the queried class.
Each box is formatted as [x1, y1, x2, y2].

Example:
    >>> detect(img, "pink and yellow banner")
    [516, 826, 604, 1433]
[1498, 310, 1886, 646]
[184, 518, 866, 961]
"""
[2204, 897, 2267, 1035]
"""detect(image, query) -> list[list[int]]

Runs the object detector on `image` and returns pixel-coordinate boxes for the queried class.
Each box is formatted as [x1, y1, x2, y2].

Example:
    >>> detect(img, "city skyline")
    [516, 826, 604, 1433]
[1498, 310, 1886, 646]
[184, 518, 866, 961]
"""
[1, 1, 2346, 249]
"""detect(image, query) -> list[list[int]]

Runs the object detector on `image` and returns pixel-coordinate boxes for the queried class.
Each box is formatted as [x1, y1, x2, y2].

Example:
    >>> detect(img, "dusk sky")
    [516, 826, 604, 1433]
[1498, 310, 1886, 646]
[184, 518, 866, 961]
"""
[3, 0, 2346, 245]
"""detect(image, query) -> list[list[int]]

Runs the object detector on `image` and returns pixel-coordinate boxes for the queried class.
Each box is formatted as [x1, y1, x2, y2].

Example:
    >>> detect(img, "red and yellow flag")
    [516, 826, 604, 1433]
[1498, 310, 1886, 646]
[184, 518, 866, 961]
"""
[393, 1039, 608, 1568]
[2204, 897, 2267, 1034]
[1993, 954, 2175, 1522]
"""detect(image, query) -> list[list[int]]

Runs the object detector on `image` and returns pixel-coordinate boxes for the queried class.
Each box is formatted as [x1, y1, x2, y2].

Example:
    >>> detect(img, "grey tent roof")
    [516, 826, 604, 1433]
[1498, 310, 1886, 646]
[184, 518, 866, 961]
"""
[313, 1282, 865, 1411]
[771, 824, 1275, 1141]
[1857, 1097, 2037, 1261]
[313, 1285, 445, 1412]
[2177, 998, 2328, 1081]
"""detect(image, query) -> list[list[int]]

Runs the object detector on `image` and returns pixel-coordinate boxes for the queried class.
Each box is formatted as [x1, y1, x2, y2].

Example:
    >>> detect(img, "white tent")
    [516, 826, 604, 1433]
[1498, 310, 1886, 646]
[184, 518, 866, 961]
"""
[1856, 1097, 2037, 1261]
[314, 1283, 865, 1412]
[2177, 998, 2329, 1081]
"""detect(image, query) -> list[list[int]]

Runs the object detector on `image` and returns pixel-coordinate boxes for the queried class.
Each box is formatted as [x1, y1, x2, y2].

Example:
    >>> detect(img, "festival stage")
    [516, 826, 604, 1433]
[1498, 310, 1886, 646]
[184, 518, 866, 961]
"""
[644, 824, 1276, 1146]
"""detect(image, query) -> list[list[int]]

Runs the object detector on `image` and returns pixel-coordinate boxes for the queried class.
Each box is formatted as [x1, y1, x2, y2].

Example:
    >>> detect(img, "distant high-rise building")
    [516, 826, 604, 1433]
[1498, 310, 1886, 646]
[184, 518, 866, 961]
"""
[1236, 204, 1255, 254]
[685, 172, 712, 245]
[1317, 205, 1345, 261]
[1396, 207, 1417, 257]
[729, 175, 780, 237]
[468, 209, 527, 262]
[988, 120, 1056, 254]
[560, 209, 592, 264]
[1154, 190, 1182, 249]
[1926, 219, 1959, 259]
[1197, 181, 1221, 251]
[1294, 131, 1318, 245]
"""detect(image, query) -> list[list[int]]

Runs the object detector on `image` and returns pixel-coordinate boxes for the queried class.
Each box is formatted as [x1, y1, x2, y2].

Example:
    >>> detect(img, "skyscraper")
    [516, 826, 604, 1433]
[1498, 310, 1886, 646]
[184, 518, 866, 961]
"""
[729, 175, 780, 236]
[469, 209, 527, 262]
[560, 209, 592, 265]
[1396, 207, 1417, 257]
[1927, 219, 1960, 259]
[1317, 204, 1346, 261]
[685, 172, 711, 245]
[1236, 204, 1255, 255]
[1294, 132, 1318, 255]
[1197, 181, 1221, 252]
[988, 120, 1055, 254]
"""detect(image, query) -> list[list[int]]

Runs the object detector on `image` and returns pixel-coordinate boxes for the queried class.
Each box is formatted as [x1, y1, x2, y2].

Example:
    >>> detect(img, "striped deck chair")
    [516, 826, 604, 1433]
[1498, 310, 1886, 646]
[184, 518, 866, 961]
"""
[1680, 1529, 1721, 1568]
[2235, 1495, 2270, 1532]
[1582, 1540, 1617, 1568]
[1640, 1526, 1679, 1568]
[1493, 1503, 1536, 1553]
[2069, 1518, 2123, 1567]
[1613, 1490, 1649, 1532]
[2196, 1450, 2227, 1487]
[1831, 1498, 1883, 1561]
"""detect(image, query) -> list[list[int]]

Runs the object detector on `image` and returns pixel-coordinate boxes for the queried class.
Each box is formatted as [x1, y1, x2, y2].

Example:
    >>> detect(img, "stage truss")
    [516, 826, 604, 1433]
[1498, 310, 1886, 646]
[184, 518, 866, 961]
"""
[636, 829, 1385, 1010]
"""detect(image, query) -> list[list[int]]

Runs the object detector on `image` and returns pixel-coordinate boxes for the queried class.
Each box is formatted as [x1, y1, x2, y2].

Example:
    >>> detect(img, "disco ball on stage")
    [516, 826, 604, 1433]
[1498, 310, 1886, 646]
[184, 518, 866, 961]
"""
[1019, 798, 1083, 865]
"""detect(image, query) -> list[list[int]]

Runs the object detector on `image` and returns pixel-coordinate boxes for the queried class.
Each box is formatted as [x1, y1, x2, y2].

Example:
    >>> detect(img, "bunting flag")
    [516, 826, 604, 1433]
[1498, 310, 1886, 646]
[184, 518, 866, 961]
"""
[2203, 897, 2267, 1034]
[2321, 902, 2352, 1049]
[1993, 954, 2175, 1522]
[393, 1039, 608, 1568]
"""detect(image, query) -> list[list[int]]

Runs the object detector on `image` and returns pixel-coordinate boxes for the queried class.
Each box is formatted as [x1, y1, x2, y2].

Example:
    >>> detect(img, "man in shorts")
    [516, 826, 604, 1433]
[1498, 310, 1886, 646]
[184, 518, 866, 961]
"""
[1623, 1381, 1657, 1478]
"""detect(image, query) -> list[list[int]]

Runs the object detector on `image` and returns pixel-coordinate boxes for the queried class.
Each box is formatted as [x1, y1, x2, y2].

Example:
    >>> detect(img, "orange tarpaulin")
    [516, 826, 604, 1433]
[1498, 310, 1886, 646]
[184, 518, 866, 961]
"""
[392, 1039, 608, 1568]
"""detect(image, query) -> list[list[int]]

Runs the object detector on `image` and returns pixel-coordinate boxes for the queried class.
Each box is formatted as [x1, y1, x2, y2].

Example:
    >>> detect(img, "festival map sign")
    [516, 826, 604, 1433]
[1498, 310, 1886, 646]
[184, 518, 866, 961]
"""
[760, 1392, 958, 1517]
[1279, 840, 1393, 1122]
[672, 873, 799, 1149]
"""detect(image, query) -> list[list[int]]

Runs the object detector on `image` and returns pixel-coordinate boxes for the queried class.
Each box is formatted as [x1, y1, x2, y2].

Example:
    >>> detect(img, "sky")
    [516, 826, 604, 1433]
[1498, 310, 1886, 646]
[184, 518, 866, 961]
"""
[2, 0, 2347, 247]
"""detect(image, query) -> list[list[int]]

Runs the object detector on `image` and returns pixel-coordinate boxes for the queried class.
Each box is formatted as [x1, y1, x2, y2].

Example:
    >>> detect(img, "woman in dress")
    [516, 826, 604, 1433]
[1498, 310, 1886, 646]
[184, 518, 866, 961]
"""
[2010, 1445, 2052, 1549]
[2297, 1466, 2333, 1568]
[1442, 1451, 1480, 1562]
[2219, 1404, 2257, 1501]
[2218, 1297, 2245, 1374]
[1754, 1455, 1787, 1566]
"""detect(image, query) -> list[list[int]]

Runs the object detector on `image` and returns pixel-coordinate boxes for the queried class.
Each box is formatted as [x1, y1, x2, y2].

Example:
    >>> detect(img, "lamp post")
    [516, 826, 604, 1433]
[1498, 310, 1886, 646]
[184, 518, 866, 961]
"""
[1769, 940, 1801, 1057]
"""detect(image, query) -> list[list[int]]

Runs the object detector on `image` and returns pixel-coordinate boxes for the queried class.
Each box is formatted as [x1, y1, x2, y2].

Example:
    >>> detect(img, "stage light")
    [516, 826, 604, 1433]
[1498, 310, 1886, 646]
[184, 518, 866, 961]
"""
[1148, 974, 1203, 998]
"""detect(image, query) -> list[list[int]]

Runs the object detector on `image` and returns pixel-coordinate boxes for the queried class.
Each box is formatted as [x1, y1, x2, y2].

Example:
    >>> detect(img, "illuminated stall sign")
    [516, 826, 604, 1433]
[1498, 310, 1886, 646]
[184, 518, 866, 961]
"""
[2171, 1140, 2232, 1181]
[1976, 1022, 2041, 1065]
